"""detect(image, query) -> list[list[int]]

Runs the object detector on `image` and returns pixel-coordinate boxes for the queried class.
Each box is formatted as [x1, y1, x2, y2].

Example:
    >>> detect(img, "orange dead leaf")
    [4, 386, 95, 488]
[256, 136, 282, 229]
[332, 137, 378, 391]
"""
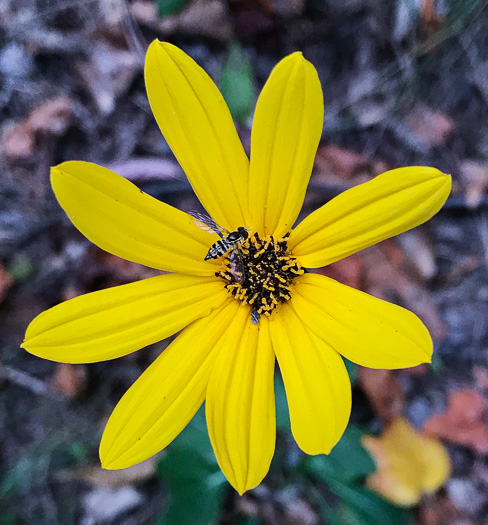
[423, 389, 488, 454]
[2, 96, 72, 159]
[362, 418, 451, 506]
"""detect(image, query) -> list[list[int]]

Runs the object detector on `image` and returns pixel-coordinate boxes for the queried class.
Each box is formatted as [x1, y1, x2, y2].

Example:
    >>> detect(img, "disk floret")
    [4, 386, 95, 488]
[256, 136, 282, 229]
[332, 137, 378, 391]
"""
[216, 231, 304, 321]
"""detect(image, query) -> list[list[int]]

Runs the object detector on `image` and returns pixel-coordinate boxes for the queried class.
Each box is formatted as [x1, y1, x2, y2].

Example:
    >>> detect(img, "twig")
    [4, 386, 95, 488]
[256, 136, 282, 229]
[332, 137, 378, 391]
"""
[0, 364, 50, 396]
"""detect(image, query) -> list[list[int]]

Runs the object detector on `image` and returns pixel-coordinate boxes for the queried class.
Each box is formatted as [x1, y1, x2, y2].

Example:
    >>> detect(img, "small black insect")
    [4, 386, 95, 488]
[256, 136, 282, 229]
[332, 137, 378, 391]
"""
[188, 211, 249, 282]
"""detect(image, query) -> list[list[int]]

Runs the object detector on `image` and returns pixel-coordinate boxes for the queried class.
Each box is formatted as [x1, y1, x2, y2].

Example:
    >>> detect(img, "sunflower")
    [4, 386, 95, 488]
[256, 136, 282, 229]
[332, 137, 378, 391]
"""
[22, 41, 451, 494]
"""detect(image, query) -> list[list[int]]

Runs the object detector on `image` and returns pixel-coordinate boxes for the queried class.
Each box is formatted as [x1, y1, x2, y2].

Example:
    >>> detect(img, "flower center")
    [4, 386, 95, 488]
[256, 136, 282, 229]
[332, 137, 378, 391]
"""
[215, 231, 304, 323]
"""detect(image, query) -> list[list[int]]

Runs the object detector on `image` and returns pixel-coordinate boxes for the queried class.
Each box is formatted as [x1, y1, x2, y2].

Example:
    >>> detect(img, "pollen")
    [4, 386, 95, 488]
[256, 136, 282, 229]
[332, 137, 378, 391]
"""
[215, 232, 304, 323]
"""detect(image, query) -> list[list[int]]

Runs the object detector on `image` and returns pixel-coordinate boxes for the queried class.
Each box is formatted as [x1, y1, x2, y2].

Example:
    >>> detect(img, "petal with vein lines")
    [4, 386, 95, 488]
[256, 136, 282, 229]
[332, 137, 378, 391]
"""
[51, 161, 219, 276]
[145, 41, 250, 231]
[22, 274, 227, 363]
[290, 273, 433, 369]
[289, 167, 451, 268]
[100, 301, 238, 469]
[206, 309, 275, 494]
[248, 52, 323, 238]
[270, 304, 351, 454]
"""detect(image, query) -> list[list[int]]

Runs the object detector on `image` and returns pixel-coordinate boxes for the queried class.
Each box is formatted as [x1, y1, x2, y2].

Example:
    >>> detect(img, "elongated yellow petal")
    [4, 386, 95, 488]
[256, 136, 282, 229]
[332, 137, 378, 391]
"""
[145, 41, 250, 231]
[248, 52, 323, 238]
[289, 167, 451, 267]
[51, 161, 219, 276]
[206, 309, 275, 494]
[290, 273, 433, 369]
[22, 274, 227, 363]
[100, 301, 239, 469]
[270, 304, 351, 455]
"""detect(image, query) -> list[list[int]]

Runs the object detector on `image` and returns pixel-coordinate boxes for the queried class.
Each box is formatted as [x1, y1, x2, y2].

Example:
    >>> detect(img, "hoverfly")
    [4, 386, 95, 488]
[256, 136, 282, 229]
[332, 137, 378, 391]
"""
[188, 211, 249, 283]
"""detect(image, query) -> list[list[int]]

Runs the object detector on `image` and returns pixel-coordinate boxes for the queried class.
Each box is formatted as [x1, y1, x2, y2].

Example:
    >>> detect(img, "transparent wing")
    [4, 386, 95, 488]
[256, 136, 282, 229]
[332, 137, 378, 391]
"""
[188, 211, 228, 238]
[229, 246, 246, 284]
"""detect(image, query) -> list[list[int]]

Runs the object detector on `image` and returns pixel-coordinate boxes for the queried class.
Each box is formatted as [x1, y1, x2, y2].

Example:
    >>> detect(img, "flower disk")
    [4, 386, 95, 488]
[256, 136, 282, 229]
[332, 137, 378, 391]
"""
[216, 232, 304, 321]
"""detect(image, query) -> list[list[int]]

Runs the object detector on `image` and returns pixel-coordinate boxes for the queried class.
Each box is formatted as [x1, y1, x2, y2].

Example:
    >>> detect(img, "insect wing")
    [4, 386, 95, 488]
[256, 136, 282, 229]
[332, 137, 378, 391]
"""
[229, 246, 246, 284]
[188, 211, 228, 239]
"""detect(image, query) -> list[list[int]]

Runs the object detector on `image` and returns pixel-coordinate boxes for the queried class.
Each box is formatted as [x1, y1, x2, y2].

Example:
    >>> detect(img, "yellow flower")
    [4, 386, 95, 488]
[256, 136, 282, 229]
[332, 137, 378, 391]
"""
[21, 41, 451, 495]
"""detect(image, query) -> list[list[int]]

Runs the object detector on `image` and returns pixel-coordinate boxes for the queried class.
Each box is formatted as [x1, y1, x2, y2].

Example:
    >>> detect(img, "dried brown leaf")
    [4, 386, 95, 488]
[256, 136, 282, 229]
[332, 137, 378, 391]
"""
[317, 253, 363, 290]
[423, 389, 488, 454]
[406, 104, 455, 147]
[2, 96, 73, 159]
[52, 363, 88, 400]
[460, 160, 488, 208]
[363, 242, 446, 341]
[358, 368, 404, 422]
[0, 262, 14, 303]
[59, 457, 157, 488]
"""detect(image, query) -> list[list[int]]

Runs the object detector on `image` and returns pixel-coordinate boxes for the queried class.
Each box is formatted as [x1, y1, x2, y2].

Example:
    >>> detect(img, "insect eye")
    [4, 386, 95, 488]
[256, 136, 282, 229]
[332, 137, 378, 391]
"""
[228, 232, 239, 241]
[237, 227, 249, 239]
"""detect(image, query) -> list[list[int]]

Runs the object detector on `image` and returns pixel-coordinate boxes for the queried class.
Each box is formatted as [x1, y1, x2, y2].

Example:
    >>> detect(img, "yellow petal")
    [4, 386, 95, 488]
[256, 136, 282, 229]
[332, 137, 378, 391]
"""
[145, 41, 250, 231]
[100, 301, 239, 469]
[289, 167, 451, 267]
[362, 418, 451, 506]
[269, 304, 351, 455]
[290, 273, 432, 369]
[51, 161, 219, 276]
[206, 309, 275, 494]
[248, 52, 323, 238]
[22, 274, 227, 363]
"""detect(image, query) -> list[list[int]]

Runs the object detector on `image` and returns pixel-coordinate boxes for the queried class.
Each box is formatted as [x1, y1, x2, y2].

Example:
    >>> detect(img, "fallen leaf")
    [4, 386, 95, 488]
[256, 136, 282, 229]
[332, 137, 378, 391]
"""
[75, 44, 140, 115]
[97, 251, 160, 282]
[423, 389, 488, 454]
[82, 486, 143, 523]
[133, 0, 232, 41]
[314, 145, 371, 180]
[363, 242, 446, 341]
[397, 230, 437, 281]
[2, 96, 73, 159]
[362, 418, 451, 506]
[406, 104, 455, 148]
[417, 493, 465, 525]
[59, 457, 157, 488]
[0, 262, 14, 303]
[52, 363, 88, 400]
[318, 253, 363, 291]
[473, 366, 488, 391]
[420, 0, 444, 33]
[358, 368, 404, 423]
[460, 160, 488, 208]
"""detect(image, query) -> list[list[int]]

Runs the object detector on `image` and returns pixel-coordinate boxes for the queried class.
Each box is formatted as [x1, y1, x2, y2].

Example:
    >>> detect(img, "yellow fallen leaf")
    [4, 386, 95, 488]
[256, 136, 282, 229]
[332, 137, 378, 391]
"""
[362, 418, 450, 506]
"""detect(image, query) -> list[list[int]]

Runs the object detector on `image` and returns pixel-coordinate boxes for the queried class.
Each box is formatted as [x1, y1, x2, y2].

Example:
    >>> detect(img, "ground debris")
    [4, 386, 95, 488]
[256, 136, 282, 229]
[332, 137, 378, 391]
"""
[423, 389, 488, 454]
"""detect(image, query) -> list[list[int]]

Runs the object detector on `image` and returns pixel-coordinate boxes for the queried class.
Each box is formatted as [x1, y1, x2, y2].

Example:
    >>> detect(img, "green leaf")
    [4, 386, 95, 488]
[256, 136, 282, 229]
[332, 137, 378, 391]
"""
[219, 41, 255, 124]
[155, 0, 190, 17]
[7, 254, 33, 282]
[329, 480, 411, 525]
[156, 407, 228, 525]
[302, 425, 376, 484]
[274, 373, 291, 432]
[343, 358, 358, 385]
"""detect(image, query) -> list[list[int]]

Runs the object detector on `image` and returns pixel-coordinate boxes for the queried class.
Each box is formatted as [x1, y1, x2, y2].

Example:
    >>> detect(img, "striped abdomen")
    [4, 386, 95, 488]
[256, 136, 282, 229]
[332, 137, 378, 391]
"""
[204, 239, 231, 260]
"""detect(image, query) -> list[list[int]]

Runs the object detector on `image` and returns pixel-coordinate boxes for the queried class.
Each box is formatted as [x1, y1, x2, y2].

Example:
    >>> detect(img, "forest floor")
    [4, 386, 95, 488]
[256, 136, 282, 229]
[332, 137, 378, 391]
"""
[1, 0, 488, 524]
